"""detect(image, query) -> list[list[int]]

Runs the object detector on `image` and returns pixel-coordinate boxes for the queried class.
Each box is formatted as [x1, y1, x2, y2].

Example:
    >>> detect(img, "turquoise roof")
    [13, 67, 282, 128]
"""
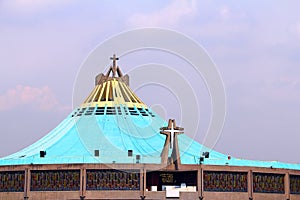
[0, 64, 299, 171]
[0, 105, 299, 170]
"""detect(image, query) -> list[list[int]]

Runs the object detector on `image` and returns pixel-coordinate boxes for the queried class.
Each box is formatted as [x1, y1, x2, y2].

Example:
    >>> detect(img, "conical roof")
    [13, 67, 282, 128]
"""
[0, 56, 299, 170]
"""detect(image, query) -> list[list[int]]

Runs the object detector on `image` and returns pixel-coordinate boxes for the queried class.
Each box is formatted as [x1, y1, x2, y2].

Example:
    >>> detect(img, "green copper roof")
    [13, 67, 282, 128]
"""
[1, 61, 299, 171]
[1, 106, 299, 170]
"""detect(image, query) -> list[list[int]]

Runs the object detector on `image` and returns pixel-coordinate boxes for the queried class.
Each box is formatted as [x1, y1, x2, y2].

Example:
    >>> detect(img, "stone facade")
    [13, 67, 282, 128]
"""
[0, 163, 299, 200]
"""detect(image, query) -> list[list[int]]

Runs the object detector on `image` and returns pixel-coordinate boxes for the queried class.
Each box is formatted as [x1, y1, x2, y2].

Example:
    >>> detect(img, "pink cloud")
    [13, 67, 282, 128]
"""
[0, 85, 60, 111]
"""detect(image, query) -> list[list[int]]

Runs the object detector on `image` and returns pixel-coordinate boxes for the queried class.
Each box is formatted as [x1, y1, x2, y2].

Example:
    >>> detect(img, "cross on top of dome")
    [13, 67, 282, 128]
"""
[110, 54, 119, 68]
[95, 54, 129, 86]
[105, 54, 123, 78]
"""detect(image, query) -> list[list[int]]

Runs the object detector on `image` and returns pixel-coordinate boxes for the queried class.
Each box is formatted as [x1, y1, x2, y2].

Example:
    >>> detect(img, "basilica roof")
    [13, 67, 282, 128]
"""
[0, 55, 299, 171]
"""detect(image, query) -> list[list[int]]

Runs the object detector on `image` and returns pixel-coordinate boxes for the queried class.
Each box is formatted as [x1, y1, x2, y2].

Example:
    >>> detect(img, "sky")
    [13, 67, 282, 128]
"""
[0, 0, 300, 163]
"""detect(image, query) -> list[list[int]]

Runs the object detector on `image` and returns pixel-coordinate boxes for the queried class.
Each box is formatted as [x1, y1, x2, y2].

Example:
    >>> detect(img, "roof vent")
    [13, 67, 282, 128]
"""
[199, 157, 204, 164]
[128, 150, 133, 157]
[136, 155, 140, 163]
[94, 150, 99, 157]
[40, 151, 46, 158]
[203, 152, 210, 158]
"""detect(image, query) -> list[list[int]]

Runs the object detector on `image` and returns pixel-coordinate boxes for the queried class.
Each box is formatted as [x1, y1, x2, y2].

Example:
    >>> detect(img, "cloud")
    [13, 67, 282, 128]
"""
[127, 0, 197, 27]
[288, 22, 300, 40]
[230, 78, 300, 109]
[0, 0, 72, 16]
[0, 85, 68, 111]
[219, 6, 230, 20]
[267, 78, 300, 102]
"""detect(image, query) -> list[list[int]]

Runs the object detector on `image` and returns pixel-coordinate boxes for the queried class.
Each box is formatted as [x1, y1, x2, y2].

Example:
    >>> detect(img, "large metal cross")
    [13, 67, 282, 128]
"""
[110, 54, 119, 77]
[161, 119, 184, 149]
[168, 122, 182, 149]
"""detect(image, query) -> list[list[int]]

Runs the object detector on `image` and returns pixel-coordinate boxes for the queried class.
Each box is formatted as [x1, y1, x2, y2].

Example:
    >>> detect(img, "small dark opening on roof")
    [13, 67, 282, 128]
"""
[40, 151, 46, 158]
[94, 150, 99, 157]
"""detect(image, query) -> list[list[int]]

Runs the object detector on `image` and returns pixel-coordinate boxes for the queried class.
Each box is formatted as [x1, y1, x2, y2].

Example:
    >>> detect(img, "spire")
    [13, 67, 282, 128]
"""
[110, 54, 119, 67]
[86, 55, 144, 108]
[105, 54, 123, 78]
[95, 54, 129, 86]
[110, 54, 119, 77]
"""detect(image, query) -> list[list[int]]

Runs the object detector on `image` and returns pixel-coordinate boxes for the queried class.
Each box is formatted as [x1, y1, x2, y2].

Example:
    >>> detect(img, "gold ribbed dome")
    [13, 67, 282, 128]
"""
[81, 79, 146, 108]
[80, 54, 147, 109]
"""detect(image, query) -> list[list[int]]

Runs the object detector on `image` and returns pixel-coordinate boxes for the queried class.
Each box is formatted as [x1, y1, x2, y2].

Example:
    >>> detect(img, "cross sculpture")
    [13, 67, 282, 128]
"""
[160, 119, 184, 170]
[95, 54, 128, 85]
[110, 54, 119, 77]
[104, 54, 123, 78]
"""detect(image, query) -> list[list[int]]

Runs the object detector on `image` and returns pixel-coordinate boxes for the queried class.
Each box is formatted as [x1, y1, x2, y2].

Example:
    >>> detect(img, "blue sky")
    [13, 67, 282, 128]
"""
[0, 0, 300, 163]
